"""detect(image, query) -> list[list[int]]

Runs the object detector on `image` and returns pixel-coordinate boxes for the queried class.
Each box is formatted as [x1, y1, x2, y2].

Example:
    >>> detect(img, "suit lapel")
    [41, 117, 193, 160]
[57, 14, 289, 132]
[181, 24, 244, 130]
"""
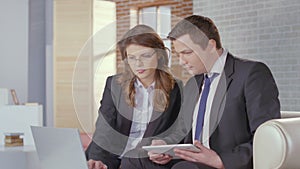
[143, 110, 162, 137]
[118, 98, 133, 136]
[209, 53, 234, 135]
[111, 76, 133, 136]
[186, 74, 204, 124]
[143, 86, 179, 137]
[183, 75, 204, 143]
[187, 75, 204, 102]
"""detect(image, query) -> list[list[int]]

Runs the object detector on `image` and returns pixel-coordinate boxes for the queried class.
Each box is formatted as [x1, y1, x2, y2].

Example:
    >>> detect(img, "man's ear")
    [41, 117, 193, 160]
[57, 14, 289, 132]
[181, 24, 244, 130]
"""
[207, 39, 217, 52]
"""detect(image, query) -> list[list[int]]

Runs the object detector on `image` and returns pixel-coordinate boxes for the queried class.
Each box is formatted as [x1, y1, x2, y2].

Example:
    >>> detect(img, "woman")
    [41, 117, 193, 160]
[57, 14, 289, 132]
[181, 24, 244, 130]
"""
[85, 25, 182, 169]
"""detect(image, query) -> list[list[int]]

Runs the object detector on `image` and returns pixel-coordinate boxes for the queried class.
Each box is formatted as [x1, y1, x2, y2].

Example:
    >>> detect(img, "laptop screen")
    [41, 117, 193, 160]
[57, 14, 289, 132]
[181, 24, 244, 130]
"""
[31, 126, 88, 169]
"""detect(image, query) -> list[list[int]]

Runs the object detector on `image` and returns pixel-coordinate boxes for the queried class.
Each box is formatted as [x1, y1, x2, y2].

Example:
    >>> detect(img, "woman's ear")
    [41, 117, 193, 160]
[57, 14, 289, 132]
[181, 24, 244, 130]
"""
[158, 55, 165, 67]
[158, 50, 168, 68]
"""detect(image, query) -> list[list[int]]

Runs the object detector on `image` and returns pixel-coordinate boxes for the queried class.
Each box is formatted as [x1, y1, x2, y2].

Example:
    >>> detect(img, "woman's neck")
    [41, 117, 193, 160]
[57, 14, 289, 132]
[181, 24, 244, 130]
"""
[139, 73, 156, 88]
[139, 78, 155, 88]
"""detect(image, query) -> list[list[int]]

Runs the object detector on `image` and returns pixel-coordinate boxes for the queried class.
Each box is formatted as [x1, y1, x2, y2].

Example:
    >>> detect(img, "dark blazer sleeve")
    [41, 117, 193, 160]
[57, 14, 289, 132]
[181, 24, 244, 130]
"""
[218, 62, 280, 169]
[85, 76, 122, 169]
[161, 76, 201, 144]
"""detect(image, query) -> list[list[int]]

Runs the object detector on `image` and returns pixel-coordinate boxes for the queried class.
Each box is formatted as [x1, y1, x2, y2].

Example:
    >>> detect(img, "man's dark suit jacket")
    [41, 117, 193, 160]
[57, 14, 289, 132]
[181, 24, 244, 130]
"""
[85, 75, 182, 169]
[165, 53, 280, 169]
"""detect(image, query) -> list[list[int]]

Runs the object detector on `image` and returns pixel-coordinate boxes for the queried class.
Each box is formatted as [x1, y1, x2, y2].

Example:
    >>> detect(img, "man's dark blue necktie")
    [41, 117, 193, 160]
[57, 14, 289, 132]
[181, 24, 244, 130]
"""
[195, 75, 213, 141]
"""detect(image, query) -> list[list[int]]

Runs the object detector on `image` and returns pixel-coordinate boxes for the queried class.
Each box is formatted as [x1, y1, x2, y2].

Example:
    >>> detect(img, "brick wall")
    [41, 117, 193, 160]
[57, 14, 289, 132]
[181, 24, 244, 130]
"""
[109, 0, 193, 82]
[194, 0, 300, 111]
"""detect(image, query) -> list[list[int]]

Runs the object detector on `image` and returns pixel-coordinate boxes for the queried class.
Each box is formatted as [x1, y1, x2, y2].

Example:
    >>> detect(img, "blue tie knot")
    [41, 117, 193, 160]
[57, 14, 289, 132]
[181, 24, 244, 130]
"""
[205, 73, 218, 84]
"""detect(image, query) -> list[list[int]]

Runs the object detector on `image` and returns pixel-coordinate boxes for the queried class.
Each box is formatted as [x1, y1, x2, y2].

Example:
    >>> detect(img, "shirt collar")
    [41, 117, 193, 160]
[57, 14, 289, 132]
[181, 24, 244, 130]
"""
[134, 78, 155, 91]
[207, 48, 228, 78]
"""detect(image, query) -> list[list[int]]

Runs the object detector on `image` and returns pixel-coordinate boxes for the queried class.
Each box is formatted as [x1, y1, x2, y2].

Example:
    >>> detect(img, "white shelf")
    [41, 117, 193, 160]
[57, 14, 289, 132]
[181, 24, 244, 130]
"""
[0, 105, 43, 145]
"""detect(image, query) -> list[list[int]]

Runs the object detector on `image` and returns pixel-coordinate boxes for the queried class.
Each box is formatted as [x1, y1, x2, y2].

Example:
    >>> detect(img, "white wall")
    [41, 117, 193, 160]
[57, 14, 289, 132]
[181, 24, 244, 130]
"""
[193, 0, 300, 111]
[0, 0, 29, 104]
[0, 0, 50, 125]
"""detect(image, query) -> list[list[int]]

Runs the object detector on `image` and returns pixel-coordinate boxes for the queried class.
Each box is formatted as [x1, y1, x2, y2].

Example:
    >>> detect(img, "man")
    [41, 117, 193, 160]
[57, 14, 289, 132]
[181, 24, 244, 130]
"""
[147, 15, 281, 169]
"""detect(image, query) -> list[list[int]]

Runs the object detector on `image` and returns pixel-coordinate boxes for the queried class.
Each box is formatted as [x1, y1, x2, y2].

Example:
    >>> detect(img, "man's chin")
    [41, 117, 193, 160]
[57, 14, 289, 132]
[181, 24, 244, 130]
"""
[187, 69, 195, 75]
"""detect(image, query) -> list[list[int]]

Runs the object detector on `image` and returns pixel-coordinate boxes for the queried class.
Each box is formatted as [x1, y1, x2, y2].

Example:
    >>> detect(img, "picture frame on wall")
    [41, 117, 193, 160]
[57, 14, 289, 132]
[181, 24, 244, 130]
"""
[10, 89, 20, 105]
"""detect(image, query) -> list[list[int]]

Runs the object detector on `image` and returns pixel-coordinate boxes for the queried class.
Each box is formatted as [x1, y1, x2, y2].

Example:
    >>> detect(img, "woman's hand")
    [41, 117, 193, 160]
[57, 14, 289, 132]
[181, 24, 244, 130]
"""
[148, 139, 172, 165]
[87, 159, 108, 169]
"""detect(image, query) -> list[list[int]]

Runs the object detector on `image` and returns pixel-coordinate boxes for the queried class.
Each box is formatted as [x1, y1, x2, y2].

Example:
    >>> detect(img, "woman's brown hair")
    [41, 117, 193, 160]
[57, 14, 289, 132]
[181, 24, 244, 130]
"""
[117, 25, 175, 112]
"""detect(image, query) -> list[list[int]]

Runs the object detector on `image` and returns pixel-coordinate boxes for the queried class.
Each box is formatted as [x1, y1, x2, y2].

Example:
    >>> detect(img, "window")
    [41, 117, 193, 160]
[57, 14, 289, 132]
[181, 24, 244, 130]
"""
[137, 6, 172, 67]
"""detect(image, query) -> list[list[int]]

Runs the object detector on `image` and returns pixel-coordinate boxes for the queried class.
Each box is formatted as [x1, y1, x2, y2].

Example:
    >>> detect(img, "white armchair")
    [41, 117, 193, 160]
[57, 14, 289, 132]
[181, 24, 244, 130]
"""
[253, 111, 300, 169]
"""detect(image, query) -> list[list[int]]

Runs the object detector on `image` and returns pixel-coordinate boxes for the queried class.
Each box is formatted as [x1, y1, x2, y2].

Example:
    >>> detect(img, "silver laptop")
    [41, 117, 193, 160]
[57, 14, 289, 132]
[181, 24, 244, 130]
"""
[31, 126, 88, 169]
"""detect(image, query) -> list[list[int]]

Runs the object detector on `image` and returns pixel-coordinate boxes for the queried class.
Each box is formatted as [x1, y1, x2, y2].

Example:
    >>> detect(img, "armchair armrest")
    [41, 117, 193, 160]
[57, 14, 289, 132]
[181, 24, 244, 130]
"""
[253, 118, 300, 169]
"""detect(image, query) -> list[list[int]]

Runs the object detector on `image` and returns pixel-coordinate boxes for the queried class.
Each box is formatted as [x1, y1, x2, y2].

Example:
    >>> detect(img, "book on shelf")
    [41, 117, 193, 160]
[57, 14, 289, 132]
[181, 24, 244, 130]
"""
[4, 132, 24, 147]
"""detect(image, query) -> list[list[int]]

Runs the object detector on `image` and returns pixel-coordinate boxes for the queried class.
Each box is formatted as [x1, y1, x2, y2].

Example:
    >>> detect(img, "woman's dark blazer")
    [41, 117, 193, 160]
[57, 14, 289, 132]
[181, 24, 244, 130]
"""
[85, 74, 182, 169]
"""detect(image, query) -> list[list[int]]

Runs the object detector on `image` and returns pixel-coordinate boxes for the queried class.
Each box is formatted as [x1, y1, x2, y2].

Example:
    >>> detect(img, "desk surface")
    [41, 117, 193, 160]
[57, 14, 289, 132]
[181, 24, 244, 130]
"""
[0, 145, 41, 169]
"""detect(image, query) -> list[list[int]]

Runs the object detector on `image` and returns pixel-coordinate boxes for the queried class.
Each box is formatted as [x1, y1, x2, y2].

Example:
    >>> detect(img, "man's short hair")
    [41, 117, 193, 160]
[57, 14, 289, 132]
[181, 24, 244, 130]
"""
[168, 15, 222, 49]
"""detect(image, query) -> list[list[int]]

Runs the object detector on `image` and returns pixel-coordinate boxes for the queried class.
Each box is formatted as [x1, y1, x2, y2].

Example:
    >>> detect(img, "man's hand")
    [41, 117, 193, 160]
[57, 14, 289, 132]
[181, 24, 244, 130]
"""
[87, 159, 107, 169]
[148, 139, 172, 165]
[174, 140, 225, 169]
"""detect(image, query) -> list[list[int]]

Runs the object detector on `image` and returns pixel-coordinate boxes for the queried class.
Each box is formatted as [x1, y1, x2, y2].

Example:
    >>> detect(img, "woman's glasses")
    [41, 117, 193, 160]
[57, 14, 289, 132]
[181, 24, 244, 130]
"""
[127, 50, 156, 63]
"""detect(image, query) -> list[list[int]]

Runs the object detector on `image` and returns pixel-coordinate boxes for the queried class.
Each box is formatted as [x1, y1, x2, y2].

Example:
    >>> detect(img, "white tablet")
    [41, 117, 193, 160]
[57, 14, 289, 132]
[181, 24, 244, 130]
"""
[142, 144, 200, 158]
